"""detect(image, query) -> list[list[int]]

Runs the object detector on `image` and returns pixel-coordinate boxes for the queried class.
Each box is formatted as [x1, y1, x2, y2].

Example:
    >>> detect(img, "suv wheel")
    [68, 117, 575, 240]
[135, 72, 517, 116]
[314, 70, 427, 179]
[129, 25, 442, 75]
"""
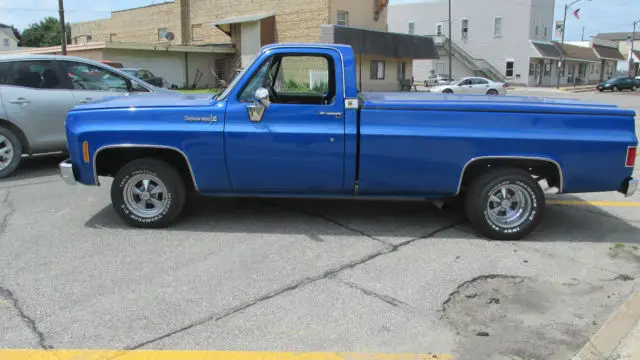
[465, 168, 545, 240]
[0, 127, 22, 179]
[111, 158, 186, 228]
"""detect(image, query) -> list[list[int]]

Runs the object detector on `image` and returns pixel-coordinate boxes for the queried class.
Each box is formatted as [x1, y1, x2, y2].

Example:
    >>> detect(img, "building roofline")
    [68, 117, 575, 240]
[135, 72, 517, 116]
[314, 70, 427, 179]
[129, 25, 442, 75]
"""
[112, 0, 175, 14]
[0, 41, 236, 55]
[0, 28, 19, 42]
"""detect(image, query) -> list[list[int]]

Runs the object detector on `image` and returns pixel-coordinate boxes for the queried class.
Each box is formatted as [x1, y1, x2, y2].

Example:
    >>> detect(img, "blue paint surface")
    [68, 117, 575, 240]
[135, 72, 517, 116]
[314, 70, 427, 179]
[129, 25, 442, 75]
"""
[65, 44, 638, 200]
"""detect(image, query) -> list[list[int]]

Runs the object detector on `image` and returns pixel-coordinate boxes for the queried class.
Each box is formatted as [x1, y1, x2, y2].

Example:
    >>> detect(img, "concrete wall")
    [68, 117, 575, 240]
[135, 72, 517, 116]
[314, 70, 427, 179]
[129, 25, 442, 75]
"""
[388, 0, 547, 84]
[72, 2, 183, 45]
[355, 54, 413, 92]
[529, 0, 554, 42]
[413, 57, 475, 83]
[101, 48, 227, 88]
[240, 21, 261, 66]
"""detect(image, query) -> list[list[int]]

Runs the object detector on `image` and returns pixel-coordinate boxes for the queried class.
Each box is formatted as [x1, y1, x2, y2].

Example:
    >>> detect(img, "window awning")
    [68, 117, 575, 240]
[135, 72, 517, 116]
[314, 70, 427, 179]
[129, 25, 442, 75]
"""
[209, 12, 275, 36]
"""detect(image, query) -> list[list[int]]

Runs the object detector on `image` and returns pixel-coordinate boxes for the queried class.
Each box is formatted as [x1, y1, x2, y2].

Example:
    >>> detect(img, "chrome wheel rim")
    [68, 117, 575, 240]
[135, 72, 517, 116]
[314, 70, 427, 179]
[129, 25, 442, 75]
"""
[0, 135, 14, 171]
[486, 184, 532, 229]
[123, 174, 168, 218]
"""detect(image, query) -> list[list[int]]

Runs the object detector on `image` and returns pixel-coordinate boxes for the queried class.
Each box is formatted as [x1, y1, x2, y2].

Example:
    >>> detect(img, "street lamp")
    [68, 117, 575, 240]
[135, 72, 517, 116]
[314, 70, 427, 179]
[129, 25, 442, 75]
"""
[556, 0, 591, 89]
[630, 19, 640, 77]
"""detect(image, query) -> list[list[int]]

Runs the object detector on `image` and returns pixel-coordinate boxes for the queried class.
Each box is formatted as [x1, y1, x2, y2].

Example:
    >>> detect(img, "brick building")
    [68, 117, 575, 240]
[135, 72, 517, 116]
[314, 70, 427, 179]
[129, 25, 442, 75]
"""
[70, 0, 438, 90]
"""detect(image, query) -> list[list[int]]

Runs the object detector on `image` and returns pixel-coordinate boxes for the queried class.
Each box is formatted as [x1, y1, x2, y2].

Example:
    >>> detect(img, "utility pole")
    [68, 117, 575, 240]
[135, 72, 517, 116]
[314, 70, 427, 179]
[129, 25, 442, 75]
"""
[58, 0, 67, 55]
[581, 26, 585, 41]
[448, 0, 452, 81]
[631, 22, 637, 77]
[556, 0, 590, 89]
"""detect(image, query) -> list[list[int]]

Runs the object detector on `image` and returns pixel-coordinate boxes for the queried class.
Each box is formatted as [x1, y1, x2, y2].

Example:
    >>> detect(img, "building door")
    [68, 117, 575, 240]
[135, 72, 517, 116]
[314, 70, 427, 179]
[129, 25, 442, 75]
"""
[397, 62, 406, 81]
[436, 62, 445, 75]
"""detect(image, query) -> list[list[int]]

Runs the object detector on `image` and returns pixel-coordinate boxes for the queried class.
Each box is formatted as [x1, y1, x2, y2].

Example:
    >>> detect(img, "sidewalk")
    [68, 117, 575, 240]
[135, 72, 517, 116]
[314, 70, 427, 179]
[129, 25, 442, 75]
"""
[509, 84, 595, 94]
[574, 292, 640, 360]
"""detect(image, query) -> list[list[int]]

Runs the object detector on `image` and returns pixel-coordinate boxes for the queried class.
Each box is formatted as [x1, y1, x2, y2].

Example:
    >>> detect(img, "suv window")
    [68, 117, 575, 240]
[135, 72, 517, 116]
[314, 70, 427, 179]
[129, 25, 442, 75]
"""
[61, 61, 149, 92]
[4, 60, 70, 89]
[0, 62, 11, 84]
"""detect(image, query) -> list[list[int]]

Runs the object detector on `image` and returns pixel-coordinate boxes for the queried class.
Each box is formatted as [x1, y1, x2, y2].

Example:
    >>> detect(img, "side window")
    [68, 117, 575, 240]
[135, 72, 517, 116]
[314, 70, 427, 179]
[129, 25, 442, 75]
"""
[61, 62, 148, 92]
[140, 70, 155, 81]
[4, 60, 69, 89]
[472, 78, 488, 85]
[0, 62, 11, 85]
[238, 58, 273, 103]
[273, 56, 331, 96]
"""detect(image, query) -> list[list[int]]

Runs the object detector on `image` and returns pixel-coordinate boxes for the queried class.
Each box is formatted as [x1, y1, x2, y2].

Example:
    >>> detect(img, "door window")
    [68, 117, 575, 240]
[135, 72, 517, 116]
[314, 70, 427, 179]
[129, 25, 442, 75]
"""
[0, 61, 11, 84]
[4, 60, 70, 89]
[471, 78, 489, 85]
[61, 61, 148, 92]
[138, 70, 156, 81]
[459, 79, 472, 85]
[239, 54, 335, 105]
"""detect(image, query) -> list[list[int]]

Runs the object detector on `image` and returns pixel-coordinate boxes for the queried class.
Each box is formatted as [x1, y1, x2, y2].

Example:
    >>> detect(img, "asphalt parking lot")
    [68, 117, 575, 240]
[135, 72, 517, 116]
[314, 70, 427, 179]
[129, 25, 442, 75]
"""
[1, 90, 639, 360]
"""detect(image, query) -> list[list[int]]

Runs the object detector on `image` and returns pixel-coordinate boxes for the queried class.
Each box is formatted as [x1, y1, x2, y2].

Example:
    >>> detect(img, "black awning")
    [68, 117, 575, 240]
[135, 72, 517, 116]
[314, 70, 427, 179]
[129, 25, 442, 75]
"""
[321, 25, 439, 59]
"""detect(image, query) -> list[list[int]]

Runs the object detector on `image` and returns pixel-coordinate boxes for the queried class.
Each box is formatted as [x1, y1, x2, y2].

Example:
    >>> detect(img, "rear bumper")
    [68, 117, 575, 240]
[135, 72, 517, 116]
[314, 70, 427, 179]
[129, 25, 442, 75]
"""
[620, 177, 638, 197]
[59, 159, 77, 185]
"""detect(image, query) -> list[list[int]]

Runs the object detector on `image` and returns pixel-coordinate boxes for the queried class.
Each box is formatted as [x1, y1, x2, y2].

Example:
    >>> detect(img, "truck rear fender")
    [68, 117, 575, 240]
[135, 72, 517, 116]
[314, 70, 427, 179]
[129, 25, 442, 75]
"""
[93, 145, 198, 191]
[458, 156, 563, 195]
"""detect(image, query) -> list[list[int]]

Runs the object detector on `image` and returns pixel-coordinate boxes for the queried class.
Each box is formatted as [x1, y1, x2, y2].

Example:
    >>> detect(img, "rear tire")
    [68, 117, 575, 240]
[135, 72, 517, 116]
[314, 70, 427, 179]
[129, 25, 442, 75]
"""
[0, 127, 22, 179]
[442, 89, 454, 94]
[111, 158, 186, 228]
[465, 168, 545, 240]
[487, 89, 499, 95]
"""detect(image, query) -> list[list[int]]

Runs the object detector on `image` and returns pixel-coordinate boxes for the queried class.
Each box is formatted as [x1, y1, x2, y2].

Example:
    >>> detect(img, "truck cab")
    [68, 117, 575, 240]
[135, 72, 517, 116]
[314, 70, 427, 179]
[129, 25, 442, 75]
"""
[60, 44, 638, 240]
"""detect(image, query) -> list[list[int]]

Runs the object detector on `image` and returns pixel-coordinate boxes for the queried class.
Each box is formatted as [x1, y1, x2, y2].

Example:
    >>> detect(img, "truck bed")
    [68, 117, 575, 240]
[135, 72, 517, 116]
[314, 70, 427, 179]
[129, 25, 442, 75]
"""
[356, 93, 637, 196]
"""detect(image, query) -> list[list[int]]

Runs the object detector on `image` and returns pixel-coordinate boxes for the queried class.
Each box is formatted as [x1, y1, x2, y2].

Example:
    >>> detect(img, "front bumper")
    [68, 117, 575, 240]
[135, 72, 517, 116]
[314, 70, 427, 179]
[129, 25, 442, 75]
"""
[621, 177, 638, 197]
[59, 159, 77, 185]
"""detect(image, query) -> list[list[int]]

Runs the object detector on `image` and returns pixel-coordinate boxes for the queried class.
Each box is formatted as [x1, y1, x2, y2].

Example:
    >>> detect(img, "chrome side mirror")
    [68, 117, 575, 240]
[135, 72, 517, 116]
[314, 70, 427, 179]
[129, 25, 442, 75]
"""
[246, 87, 270, 122]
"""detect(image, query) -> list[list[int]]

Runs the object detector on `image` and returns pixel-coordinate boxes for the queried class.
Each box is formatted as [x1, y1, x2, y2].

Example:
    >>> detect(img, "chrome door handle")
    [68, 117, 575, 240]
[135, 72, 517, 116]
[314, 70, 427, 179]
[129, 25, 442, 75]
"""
[9, 98, 30, 105]
[318, 112, 342, 118]
[79, 97, 93, 104]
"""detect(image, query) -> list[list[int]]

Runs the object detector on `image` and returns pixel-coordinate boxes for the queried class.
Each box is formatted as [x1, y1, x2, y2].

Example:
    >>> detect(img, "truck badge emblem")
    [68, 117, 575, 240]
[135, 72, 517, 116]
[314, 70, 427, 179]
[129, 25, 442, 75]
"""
[184, 115, 217, 123]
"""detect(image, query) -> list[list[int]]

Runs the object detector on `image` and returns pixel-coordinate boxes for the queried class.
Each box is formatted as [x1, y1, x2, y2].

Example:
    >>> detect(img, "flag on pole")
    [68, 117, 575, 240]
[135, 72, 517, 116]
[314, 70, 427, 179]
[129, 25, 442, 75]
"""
[555, 20, 564, 38]
[573, 8, 580, 19]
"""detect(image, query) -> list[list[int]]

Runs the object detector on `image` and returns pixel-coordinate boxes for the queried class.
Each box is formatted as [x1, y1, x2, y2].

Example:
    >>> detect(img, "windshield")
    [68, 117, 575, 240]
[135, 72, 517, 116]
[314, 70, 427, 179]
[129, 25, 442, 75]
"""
[216, 55, 259, 101]
[122, 69, 138, 77]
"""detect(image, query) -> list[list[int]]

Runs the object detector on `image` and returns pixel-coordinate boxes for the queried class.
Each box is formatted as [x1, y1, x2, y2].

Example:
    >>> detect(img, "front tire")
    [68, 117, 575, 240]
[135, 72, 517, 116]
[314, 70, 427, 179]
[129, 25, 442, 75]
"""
[442, 89, 454, 94]
[0, 127, 22, 179]
[111, 158, 186, 228]
[465, 168, 545, 240]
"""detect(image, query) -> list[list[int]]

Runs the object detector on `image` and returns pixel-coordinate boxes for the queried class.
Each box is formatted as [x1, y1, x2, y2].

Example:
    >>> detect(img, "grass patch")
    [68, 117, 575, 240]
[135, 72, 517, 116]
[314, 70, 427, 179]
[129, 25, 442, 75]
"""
[614, 243, 625, 249]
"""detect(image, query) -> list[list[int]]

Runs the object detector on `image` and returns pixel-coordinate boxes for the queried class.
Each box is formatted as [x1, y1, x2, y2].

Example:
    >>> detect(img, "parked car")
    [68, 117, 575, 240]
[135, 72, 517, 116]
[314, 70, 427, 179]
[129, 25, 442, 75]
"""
[596, 77, 638, 92]
[428, 77, 507, 95]
[0, 54, 180, 179]
[122, 68, 165, 88]
[60, 43, 637, 241]
[424, 73, 452, 87]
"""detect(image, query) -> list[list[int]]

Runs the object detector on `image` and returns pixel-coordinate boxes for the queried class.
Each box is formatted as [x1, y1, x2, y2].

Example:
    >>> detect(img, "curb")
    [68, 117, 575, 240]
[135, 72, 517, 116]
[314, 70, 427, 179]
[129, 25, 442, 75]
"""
[573, 292, 640, 360]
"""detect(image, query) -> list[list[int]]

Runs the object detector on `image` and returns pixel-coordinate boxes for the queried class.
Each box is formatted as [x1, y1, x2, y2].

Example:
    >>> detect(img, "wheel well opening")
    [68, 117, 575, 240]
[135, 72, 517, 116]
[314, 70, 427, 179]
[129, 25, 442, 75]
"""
[95, 147, 196, 191]
[0, 119, 31, 155]
[460, 158, 562, 193]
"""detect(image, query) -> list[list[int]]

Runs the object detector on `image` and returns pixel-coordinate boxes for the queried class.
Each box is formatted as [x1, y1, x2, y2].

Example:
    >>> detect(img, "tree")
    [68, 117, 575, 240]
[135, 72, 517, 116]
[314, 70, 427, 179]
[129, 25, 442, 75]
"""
[0, 23, 21, 44]
[20, 17, 71, 48]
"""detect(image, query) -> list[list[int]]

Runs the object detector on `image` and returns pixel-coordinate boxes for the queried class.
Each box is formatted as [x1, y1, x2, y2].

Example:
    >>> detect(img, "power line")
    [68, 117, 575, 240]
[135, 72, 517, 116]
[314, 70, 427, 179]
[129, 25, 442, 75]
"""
[0, 7, 111, 13]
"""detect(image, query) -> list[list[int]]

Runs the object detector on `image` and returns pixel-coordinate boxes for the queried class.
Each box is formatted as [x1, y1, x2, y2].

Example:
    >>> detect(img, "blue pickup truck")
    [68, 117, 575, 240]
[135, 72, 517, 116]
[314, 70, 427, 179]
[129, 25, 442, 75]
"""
[59, 43, 638, 240]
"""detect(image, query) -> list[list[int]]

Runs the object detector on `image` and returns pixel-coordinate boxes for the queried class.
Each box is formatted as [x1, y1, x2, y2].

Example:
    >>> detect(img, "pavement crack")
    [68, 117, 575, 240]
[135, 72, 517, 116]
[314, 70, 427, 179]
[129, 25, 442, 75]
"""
[440, 274, 526, 314]
[262, 200, 393, 247]
[332, 278, 411, 308]
[0, 285, 53, 349]
[125, 221, 462, 350]
[0, 190, 15, 236]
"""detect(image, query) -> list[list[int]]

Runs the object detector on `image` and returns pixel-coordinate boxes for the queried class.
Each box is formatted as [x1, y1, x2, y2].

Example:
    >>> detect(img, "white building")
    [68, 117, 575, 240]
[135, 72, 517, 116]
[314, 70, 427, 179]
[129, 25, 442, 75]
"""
[0, 28, 19, 51]
[388, 0, 623, 86]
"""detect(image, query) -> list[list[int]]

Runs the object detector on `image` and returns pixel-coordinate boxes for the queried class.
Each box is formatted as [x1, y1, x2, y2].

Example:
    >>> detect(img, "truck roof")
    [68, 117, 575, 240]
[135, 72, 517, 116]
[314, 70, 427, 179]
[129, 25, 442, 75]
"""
[261, 43, 354, 53]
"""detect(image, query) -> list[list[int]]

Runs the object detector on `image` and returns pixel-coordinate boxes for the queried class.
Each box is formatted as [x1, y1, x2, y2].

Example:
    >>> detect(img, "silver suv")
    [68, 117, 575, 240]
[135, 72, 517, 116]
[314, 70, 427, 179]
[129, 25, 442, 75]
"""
[0, 54, 178, 178]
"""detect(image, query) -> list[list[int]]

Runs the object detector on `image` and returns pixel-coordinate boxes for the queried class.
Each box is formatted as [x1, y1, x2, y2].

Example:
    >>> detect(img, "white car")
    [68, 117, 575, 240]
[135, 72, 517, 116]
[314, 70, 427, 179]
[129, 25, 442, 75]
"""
[424, 73, 452, 87]
[428, 77, 507, 95]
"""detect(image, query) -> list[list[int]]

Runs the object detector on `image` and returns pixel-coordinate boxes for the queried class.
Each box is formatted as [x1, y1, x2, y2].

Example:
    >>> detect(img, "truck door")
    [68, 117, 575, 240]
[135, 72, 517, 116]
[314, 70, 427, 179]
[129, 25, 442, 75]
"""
[224, 49, 346, 193]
